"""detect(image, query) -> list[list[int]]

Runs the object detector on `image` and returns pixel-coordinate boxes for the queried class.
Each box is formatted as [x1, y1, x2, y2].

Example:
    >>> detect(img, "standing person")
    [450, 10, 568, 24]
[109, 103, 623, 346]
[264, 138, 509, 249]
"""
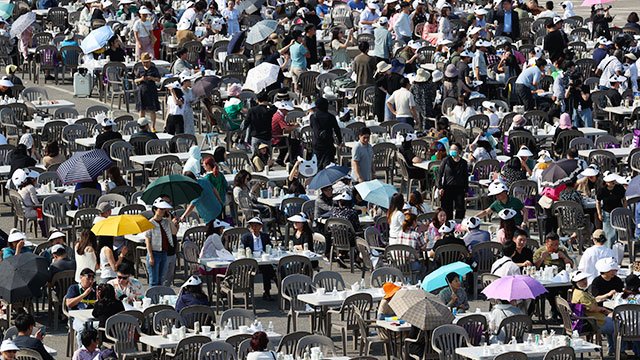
[495, 0, 520, 40]
[597, 173, 626, 248]
[222, 1, 240, 36]
[135, 52, 161, 131]
[164, 83, 185, 135]
[359, 2, 380, 34]
[438, 5, 453, 41]
[393, 2, 412, 42]
[374, 61, 392, 122]
[436, 143, 468, 220]
[591, 4, 613, 40]
[289, 30, 309, 93]
[476, 181, 527, 228]
[271, 101, 300, 166]
[243, 91, 275, 154]
[241, 218, 276, 300]
[373, 17, 393, 62]
[304, 24, 318, 67]
[310, 98, 342, 169]
[386, 77, 418, 127]
[203, 157, 227, 214]
[472, 40, 489, 88]
[179, 71, 196, 135]
[74, 230, 98, 283]
[133, 8, 154, 59]
[515, 58, 547, 111]
[543, 18, 566, 63]
[331, 28, 353, 65]
[145, 198, 175, 286]
[411, 68, 437, 123]
[596, 49, 623, 90]
[353, 41, 376, 86]
[351, 128, 374, 183]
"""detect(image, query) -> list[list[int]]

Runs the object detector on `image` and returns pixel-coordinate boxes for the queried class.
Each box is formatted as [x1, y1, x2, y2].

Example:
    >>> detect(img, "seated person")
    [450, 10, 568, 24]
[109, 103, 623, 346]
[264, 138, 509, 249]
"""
[49, 244, 76, 280]
[175, 276, 209, 312]
[488, 300, 523, 343]
[462, 216, 490, 251]
[12, 313, 53, 360]
[66, 268, 97, 346]
[3, 231, 32, 259]
[571, 271, 617, 356]
[590, 257, 623, 305]
[0, 340, 19, 360]
[579, 229, 615, 284]
[491, 241, 521, 277]
[511, 229, 533, 268]
[428, 220, 467, 259]
[92, 283, 125, 328]
[72, 326, 100, 360]
[252, 143, 275, 172]
[107, 263, 144, 303]
[438, 272, 469, 311]
[533, 232, 573, 269]
[43, 231, 72, 264]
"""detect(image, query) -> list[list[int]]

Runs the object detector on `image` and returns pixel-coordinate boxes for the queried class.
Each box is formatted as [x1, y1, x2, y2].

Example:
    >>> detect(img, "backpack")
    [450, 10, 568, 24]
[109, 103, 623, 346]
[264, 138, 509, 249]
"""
[332, 74, 356, 93]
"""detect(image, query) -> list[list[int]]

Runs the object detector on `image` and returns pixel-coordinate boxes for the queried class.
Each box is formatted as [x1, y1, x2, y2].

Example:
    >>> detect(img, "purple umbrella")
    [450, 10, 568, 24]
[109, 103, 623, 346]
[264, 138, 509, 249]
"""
[481, 275, 548, 301]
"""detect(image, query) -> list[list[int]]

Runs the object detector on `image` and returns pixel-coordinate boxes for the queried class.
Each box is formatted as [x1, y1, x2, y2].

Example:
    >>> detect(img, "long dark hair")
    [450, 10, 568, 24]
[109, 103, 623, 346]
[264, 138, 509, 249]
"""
[97, 283, 117, 301]
[233, 169, 251, 187]
[77, 230, 97, 256]
[108, 166, 126, 186]
[500, 218, 516, 241]
[387, 193, 405, 223]
[45, 141, 60, 157]
[97, 235, 114, 254]
[431, 207, 446, 228]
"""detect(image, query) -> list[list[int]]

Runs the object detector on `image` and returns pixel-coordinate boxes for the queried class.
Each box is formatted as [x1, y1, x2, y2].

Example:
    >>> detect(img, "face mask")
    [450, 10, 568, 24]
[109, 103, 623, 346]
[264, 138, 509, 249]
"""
[449, 150, 458, 157]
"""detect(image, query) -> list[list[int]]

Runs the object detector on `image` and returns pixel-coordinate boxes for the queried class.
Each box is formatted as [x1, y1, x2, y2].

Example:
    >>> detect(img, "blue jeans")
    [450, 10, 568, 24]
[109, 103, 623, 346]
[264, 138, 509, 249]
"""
[147, 251, 167, 286]
[397, 117, 415, 128]
[601, 316, 615, 353]
[603, 211, 615, 248]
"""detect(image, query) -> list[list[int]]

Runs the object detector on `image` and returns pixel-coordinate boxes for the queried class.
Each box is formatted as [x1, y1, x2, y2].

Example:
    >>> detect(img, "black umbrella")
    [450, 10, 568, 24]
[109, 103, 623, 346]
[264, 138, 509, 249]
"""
[0, 253, 49, 303]
[539, 158, 581, 188]
[192, 75, 221, 100]
[227, 30, 246, 55]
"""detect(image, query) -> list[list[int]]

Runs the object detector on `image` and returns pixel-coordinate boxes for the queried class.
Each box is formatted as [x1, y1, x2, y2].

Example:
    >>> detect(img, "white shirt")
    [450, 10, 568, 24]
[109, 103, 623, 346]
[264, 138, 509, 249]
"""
[491, 256, 521, 277]
[388, 210, 404, 242]
[536, 10, 558, 19]
[452, 105, 476, 126]
[247, 351, 278, 360]
[598, 55, 623, 88]
[167, 95, 184, 116]
[578, 244, 615, 284]
[359, 8, 379, 34]
[386, 87, 416, 118]
[180, 7, 197, 25]
[133, 18, 152, 37]
[252, 234, 264, 252]
[625, 63, 638, 92]
[393, 12, 412, 39]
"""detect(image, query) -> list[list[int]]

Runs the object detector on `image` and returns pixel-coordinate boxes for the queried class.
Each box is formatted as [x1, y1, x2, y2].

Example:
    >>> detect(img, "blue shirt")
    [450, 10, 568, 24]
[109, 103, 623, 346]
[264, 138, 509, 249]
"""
[593, 47, 607, 66]
[2, 246, 32, 259]
[316, 3, 330, 17]
[175, 291, 209, 313]
[38, 0, 58, 9]
[290, 42, 308, 68]
[348, 0, 365, 10]
[503, 10, 512, 34]
[516, 65, 542, 90]
[190, 177, 222, 224]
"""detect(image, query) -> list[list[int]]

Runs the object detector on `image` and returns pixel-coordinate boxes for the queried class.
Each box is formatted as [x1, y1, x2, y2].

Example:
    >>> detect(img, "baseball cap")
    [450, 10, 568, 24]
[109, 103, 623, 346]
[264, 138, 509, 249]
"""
[7, 232, 26, 243]
[48, 231, 66, 241]
[51, 244, 66, 255]
[137, 117, 150, 126]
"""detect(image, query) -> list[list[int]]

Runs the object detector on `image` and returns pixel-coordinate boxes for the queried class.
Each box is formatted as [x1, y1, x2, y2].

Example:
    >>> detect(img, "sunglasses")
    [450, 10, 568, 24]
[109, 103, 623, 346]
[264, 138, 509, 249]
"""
[117, 276, 129, 280]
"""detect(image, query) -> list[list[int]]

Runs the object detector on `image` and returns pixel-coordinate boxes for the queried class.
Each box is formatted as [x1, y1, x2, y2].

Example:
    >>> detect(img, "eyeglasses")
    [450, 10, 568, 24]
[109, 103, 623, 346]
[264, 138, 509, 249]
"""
[117, 276, 129, 280]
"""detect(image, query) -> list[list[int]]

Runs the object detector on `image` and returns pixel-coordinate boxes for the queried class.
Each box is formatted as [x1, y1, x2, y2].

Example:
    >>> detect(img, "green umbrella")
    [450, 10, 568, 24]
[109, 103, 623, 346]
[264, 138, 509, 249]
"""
[141, 175, 203, 205]
[0, 3, 14, 21]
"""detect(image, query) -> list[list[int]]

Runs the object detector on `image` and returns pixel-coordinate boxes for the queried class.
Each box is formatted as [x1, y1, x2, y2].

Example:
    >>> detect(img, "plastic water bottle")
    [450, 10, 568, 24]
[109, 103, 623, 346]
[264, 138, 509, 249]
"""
[268, 321, 274, 333]
[360, 278, 366, 289]
[267, 186, 273, 198]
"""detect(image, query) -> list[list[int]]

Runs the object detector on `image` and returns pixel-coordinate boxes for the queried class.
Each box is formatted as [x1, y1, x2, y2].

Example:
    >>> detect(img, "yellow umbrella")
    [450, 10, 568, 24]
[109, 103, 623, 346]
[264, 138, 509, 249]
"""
[91, 215, 155, 237]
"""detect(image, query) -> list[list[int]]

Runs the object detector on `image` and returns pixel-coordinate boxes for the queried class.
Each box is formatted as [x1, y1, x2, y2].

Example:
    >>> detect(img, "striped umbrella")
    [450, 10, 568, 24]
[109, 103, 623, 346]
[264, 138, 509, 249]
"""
[57, 149, 113, 184]
[388, 288, 455, 330]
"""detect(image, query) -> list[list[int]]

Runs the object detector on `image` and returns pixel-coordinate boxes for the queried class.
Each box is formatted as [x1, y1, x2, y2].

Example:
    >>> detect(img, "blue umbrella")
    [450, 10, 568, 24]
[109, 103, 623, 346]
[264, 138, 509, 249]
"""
[0, 3, 15, 22]
[57, 149, 113, 184]
[80, 25, 114, 54]
[308, 166, 350, 190]
[627, 175, 640, 198]
[421, 261, 472, 292]
[354, 180, 398, 209]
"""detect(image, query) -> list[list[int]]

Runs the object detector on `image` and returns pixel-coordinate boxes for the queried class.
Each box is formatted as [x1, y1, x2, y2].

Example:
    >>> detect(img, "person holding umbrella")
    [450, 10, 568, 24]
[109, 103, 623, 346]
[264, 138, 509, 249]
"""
[438, 272, 469, 311]
[135, 52, 161, 131]
[570, 270, 616, 356]
[144, 198, 176, 286]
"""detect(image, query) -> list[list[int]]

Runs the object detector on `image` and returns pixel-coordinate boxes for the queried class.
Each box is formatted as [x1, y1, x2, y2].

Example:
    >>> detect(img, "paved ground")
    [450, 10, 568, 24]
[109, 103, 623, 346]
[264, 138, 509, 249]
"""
[7, 1, 640, 354]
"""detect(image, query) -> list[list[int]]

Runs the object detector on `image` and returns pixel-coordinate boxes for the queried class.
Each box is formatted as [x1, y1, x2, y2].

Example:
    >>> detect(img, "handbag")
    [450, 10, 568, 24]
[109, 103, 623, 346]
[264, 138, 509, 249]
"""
[538, 195, 553, 209]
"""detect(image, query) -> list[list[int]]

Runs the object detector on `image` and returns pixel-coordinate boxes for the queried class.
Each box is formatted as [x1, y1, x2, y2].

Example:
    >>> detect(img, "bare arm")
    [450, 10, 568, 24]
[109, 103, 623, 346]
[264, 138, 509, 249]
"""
[145, 236, 154, 266]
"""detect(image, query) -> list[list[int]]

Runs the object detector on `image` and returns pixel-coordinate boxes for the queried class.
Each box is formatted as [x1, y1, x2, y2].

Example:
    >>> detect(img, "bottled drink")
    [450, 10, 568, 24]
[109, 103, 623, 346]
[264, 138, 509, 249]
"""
[268, 321, 274, 333]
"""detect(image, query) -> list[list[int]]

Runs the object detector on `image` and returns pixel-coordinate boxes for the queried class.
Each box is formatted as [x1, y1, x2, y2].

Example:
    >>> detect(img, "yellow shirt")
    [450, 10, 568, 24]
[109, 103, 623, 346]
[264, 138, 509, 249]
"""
[571, 288, 606, 328]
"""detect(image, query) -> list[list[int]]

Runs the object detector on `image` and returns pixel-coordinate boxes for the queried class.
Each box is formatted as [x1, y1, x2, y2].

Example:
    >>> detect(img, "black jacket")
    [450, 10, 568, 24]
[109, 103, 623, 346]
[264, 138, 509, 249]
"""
[436, 156, 469, 190]
[243, 104, 275, 142]
[494, 9, 520, 39]
[241, 232, 272, 252]
[310, 110, 342, 151]
[95, 131, 123, 150]
[92, 298, 125, 327]
[9, 147, 36, 179]
[304, 35, 318, 66]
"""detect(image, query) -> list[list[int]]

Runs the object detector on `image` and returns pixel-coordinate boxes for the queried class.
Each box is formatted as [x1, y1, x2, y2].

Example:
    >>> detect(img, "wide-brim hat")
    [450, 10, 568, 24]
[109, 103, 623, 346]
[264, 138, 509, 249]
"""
[431, 70, 443, 82]
[140, 52, 152, 61]
[482, 101, 496, 112]
[375, 61, 392, 75]
[444, 64, 458, 78]
[248, 217, 263, 225]
[414, 68, 430, 82]
[274, 101, 294, 111]
[139, 7, 152, 14]
[212, 219, 231, 229]
[603, 172, 620, 182]
[0, 77, 13, 87]
[0, 340, 19, 352]
[595, 257, 619, 273]
[11, 169, 26, 187]
[383, 282, 401, 299]
[7, 231, 26, 243]
[516, 146, 534, 157]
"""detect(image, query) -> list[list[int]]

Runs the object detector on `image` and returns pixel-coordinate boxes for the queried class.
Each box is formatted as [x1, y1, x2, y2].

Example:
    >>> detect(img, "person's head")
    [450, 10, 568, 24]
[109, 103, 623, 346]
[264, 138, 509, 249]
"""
[257, 143, 269, 157]
[77, 229, 97, 255]
[402, 213, 418, 232]
[97, 202, 113, 218]
[545, 0, 553, 10]
[44, 140, 60, 157]
[513, 229, 528, 250]
[536, 58, 547, 71]
[596, 257, 618, 279]
[140, 52, 152, 67]
[593, 229, 606, 245]
[571, 271, 589, 290]
[432, 208, 447, 227]
[115, 262, 134, 289]
[0, 340, 19, 360]
[107, 166, 125, 184]
[80, 326, 99, 351]
[446, 272, 461, 290]
[226, 0, 234, 9]
[248, 218, 263, 235]
[544, 232, 560, 252]
[359, 127, 371, 145]
[233, 169, 252, 187]
[79, 268, 96, 289]
[331, 28, 344, 41]
[502, 0, 512, 11]
[152, 197, 173, 218]
[15, 313, 36, 335]
[320, 185, 333, 200]
[139, 7, 150, 20]
[629, 12, 639, 24]
[51, 244, 67, 260]
[358, 41, 370, 54]
[177, 47, 188, 60]
[96, 283, 117, 301]
[108, 35, 120, 49]
[408, 191, 423, 207]
[304, 24, 316, 36]
[400, 1, 410, 12]
[292, 30, 304, 43]
[288, 213, 311, 233]
[400, 77, 411, 89]
[449, 142, 462, 159]
[316, 97, 329, 112]
[441, 4, 450, 16]
[388, 193, 405, 217]
[208, 1, 217, 13]
[182, 276, 207, 299]
[503, 240, 517, 258]
[250, 331, 269, 352]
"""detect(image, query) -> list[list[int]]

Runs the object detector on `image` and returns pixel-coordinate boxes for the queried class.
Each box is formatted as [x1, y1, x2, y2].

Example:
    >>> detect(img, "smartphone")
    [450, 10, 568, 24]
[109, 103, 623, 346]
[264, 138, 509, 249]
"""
[40, 327, 45, 336]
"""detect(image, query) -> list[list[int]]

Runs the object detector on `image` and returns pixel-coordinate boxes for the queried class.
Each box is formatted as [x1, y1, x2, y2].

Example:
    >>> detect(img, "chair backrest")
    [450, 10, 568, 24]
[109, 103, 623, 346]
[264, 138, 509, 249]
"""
[295, 335, 337, 358]
[456, 314, 488, 346]
[276, 331, 311, 353]
[472, 159, 501, 181]
[145, 286, 176, 304]
[221, 227, 250, 252]
[542, 346, 576, 360]
[224, 258, 259, 292]
[384, 244, 420, 283]
[568, 137, 593, 150]
[237, 338, 251, 359]
[496, 352, 529, 360]
[551, 201, 586, 233]
[226, 152, 251, 173]
[370, 266, 404, 288]
[145, 139, 169, 155]
[220, 308, 255, 329]
[97, 193, 127, 209]
[613, 304, 640, 341]
[151, 155, 182, 177]
[325, 218, 355, 251]
[198, 340, 237, 360]
[86, 105, 109, 119]
[72, 188, 101, 209]
[431, 324, 470, 360]
[42, 195, 69, 228]
[37, 171, 63, 187]
[142, 304, 174, 334]
[16, 349, 43, 360]
[152, 308, 184, 334]
[433, 244, 468, 267]
[104, 313, 142, 354]
[391, 122, 414, 138]
[183, 226, 208, 249]
[313, 271, 346, 291]
[497, 314, 532, 342]
[471, 242, 503, 274]
[179, 305, 215, 329]
[281, 274, 312, 311]
[594, 134, 620, 149]
[278, 255, 313, 288]
[554, 130, 584, 157]
[173, 335, 212, 360]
